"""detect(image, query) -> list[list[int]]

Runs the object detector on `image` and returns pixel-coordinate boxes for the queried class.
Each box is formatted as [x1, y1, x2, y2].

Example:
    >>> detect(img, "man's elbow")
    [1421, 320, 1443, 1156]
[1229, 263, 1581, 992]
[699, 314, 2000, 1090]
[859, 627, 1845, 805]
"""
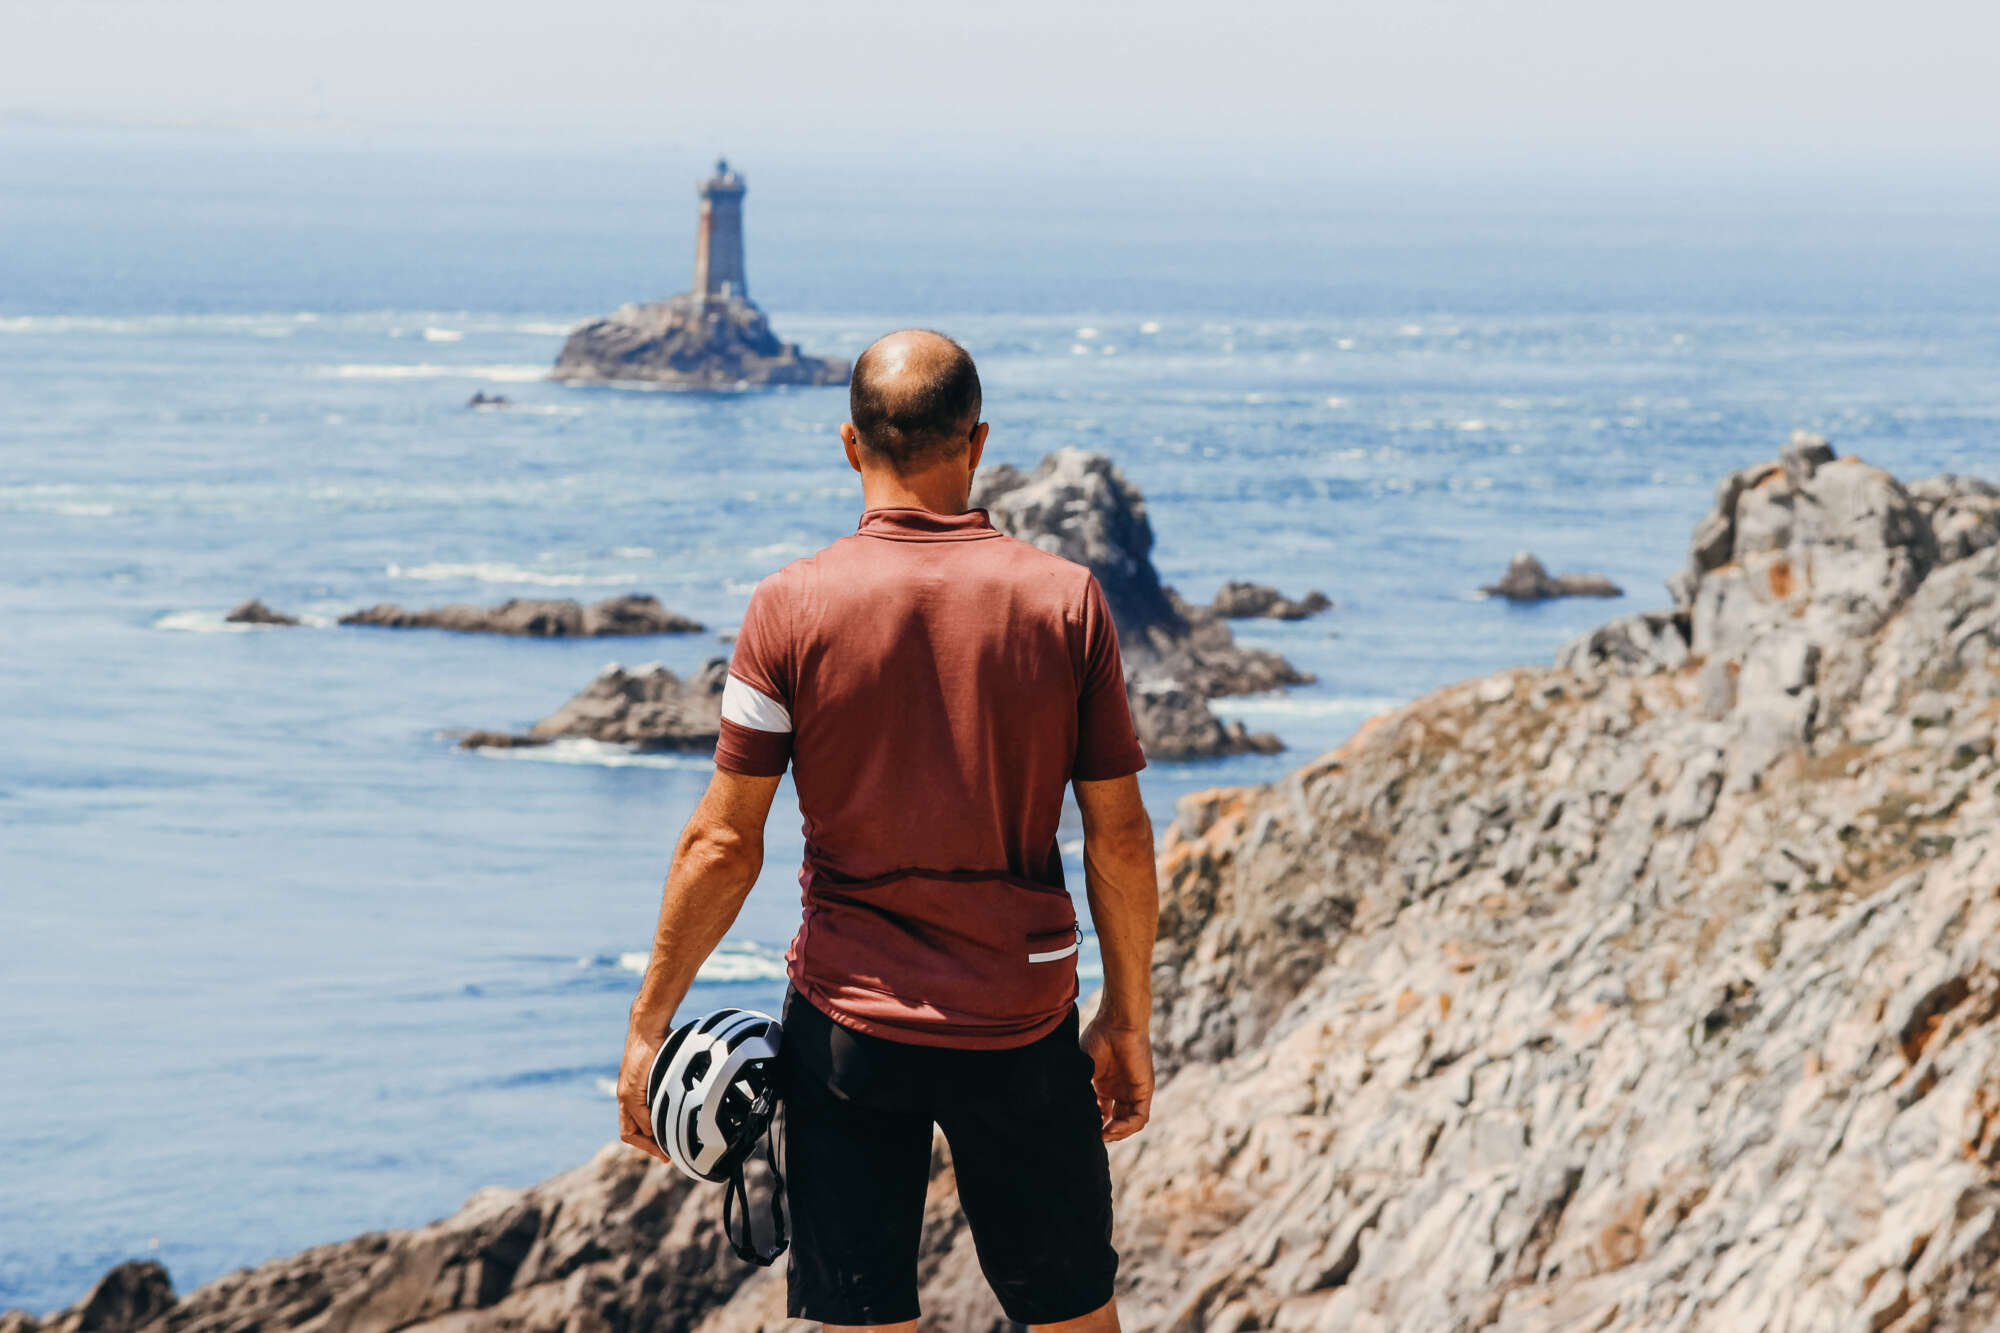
[1087, 810, 1158, 877]
[677, 818, 763, 877]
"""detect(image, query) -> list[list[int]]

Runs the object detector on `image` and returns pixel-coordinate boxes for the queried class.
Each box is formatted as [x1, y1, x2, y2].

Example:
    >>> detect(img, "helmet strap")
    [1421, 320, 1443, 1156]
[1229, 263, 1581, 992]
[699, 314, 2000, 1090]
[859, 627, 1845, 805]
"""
[721, 1119, 788, 1267]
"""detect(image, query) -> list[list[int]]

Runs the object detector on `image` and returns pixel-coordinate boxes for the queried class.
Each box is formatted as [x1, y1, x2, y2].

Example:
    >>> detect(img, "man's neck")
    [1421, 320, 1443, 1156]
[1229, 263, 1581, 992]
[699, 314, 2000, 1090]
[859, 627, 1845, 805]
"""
[859, 465, 973, 515]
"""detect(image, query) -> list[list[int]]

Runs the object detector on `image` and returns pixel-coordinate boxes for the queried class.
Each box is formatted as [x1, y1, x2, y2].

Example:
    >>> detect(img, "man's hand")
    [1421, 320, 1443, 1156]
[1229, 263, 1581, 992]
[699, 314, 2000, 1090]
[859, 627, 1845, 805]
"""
[1080, 1015, 1154, 1142]
[617, 1028, 671, 1164]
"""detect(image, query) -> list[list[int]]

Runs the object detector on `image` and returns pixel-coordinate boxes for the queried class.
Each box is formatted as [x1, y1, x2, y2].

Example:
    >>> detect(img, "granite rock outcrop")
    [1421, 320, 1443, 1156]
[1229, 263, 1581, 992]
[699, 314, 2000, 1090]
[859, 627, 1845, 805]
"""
[1480, 551, 1623, 602]
[455, 660, 727, 752]
[551, 294, 846, 391]
[23, 436, 2000, 1332]
[1208, 581, 1333, 621]
[343, 595, 703, 639]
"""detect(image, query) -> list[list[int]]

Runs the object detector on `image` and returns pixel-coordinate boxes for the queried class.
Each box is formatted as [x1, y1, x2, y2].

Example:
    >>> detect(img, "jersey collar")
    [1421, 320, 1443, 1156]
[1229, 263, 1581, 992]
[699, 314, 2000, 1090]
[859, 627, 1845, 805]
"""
[856, 507, 1002, 542]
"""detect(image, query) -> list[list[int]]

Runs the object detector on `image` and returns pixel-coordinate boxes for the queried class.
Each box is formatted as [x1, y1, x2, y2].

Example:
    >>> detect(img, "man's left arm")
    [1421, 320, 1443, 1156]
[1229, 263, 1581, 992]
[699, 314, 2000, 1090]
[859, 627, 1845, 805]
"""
[616, 768, 782, 1163]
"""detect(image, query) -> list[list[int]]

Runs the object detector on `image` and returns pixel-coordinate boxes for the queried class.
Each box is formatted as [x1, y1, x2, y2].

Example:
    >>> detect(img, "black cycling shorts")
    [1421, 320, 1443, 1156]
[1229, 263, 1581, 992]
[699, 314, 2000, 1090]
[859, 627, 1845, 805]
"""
[777, 987, 1118, 1326]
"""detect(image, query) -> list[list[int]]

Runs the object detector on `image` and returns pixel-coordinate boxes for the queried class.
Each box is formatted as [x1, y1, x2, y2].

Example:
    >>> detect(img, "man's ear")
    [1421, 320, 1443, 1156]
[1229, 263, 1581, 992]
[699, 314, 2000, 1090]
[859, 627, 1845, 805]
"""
[840, 423, 864, 475]
[967, 421, 989, 474]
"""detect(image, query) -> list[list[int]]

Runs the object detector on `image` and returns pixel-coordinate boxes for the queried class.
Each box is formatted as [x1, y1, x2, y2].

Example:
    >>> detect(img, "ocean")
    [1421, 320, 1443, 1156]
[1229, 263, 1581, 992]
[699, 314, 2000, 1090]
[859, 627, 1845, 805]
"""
[2, 127, 1996, 1312]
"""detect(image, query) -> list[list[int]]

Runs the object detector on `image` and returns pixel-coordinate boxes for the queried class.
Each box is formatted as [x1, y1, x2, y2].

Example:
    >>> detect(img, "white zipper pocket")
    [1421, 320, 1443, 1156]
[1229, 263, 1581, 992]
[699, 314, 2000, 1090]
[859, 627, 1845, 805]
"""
[1027, 928, 1080, 964]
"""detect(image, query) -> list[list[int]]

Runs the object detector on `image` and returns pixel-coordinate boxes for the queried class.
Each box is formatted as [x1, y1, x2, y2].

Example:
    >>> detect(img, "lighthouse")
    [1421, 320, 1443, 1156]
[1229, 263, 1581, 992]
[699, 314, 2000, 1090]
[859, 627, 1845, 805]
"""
[691, 158, 748, 302]
[552, 155, 846, 388]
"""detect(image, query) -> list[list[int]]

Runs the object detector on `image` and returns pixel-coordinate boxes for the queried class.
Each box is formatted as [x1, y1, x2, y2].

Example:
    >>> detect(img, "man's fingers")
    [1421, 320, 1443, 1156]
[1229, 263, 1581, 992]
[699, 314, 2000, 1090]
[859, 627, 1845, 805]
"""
[1102, 1095, 1151, 1142]
[619, 1128, 671, 1164]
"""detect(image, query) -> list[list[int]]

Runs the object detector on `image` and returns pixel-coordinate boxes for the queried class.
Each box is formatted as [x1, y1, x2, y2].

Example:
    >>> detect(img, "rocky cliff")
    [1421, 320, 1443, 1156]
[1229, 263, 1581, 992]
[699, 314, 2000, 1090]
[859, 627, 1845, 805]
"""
[24, 437, 2000, 1333]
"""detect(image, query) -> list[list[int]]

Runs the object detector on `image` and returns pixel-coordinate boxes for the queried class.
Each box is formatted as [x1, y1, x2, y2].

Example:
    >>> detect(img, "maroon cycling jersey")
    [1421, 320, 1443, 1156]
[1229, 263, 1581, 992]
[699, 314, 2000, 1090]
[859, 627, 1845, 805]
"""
[712, 504, 1146, 1049]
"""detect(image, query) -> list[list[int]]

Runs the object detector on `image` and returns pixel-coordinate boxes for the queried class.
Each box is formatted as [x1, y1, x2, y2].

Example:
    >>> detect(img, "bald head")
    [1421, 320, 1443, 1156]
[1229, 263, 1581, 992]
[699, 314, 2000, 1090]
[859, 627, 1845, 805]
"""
[848, 330, 982, 472]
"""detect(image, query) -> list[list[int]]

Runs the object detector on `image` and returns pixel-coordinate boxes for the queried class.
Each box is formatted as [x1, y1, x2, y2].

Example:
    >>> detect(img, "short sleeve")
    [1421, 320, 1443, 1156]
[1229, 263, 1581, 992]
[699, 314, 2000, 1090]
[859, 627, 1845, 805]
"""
[1071, 574, 1148, 782]
[713, 575, 795, 777]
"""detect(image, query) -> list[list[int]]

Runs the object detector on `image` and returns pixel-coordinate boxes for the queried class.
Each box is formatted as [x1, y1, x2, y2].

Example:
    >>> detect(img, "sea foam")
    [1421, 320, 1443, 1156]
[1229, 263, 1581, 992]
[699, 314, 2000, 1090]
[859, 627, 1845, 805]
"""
[320, 364, 546, 382]
[472, 739, 713, 771]
[385, 560, 641, 587]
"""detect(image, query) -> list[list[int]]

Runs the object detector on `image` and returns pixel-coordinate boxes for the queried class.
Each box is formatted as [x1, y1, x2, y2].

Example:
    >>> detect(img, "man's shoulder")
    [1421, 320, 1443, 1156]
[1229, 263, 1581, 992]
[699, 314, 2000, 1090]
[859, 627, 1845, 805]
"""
[985, 531, 1100, 595]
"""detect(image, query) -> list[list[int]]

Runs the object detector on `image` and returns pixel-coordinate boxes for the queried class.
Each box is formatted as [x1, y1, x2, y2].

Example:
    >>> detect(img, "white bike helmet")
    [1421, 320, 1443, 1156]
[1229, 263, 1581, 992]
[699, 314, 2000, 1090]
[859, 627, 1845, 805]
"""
[645, 1007, 787, 1265]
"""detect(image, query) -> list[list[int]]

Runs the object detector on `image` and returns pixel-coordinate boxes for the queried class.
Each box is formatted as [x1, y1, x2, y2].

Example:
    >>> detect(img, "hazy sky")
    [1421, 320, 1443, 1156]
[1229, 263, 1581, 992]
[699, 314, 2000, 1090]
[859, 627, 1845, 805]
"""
[6, 0, 1998, 166]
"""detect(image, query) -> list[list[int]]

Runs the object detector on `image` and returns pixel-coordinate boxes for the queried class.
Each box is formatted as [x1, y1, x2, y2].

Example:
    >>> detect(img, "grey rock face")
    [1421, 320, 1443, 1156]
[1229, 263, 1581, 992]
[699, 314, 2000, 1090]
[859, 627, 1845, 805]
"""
[342, 595, 703, 638]
[1481, 551, 1624, 601]
[1118, 441, 2000, 1331]
[551, 294, 847, 390]
[457, 660, 727, 751]
[1209, 581, 1333, 620]
[223, 599, 298, 626]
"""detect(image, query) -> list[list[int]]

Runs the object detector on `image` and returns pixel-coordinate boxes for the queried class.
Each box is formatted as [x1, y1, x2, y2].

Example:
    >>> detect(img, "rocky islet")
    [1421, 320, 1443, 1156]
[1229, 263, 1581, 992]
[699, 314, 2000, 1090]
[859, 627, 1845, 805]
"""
[340, 595, 704, 639]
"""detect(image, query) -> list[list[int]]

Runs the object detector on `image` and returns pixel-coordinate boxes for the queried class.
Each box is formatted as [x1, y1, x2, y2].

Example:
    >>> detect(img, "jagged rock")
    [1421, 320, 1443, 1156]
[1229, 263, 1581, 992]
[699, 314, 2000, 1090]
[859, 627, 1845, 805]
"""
[457, 660, 727, 751]
[1208, 581, 1333, 620]
[551, 294, 847, 390]
[32, 441, 2000, 1331]
[223, 599, 298, 626]
[2, 1261, 177, 1333]
[342, 595, 703, 638]
[1480, 551, 1624, 601]
[1909, 473, 2000, 565]
[466, 392, 510, 409]
[1556, 609, 1690, 677]
[1129, 682, 1283, 761]
[972, 449, 1310, 757]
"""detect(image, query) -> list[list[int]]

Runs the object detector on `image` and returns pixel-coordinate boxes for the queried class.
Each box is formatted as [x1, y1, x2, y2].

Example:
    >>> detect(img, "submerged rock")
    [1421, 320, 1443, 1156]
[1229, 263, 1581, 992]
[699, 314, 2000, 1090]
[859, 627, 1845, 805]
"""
[1480, 551, 1624, 601]
[342, 595, 703, 638]
[1207, 580, 1332, 620]
[32, 435, 2000, 1331]
[223, 598, 298, 626]
[457, 660, 727, 751]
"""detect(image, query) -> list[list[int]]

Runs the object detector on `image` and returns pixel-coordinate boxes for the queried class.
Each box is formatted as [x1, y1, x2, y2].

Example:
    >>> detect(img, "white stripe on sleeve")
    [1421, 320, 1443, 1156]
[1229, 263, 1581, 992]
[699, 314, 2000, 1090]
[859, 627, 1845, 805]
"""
[721, 674, 792, 733]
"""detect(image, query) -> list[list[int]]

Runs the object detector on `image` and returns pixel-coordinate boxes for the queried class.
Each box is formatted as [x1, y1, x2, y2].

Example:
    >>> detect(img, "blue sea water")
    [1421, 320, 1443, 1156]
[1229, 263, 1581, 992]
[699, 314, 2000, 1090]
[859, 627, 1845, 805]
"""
[2, 128, 1997, 1312]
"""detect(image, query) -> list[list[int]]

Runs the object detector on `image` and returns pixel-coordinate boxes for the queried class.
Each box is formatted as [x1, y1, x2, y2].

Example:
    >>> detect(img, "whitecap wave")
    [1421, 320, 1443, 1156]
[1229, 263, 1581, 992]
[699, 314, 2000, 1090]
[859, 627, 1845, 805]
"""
[512, 321, 578, 336]
[0, 313, 326, 336]
[154, 609, 333, 633]
[588, 941, 790, 984]
[320, 364, 547, 382]
[1212, 694, 1406, 719]
[594, 1077, 618, 1099]
[473, 739, 714, 771]
[385, 560, 640, 587]
[422, 328, 463, 342]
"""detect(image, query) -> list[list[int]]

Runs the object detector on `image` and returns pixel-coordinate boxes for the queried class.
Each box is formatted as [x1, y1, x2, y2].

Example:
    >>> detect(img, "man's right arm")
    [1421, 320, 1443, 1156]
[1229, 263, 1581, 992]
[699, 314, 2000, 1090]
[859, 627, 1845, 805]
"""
[1073, 772, 1159, 1142]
